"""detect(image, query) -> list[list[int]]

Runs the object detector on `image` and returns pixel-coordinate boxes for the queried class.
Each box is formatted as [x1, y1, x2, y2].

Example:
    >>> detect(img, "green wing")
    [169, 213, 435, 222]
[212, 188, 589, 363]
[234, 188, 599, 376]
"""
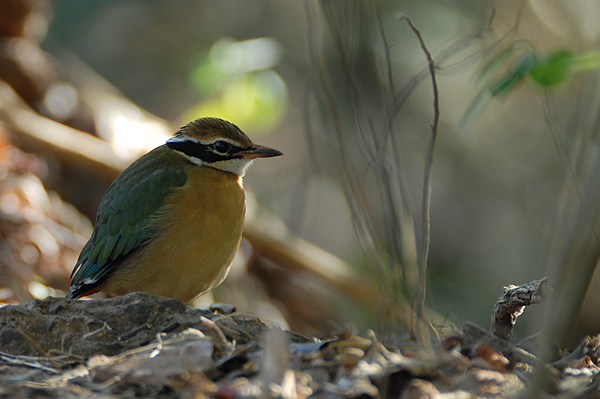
[67, 149, 187, 298]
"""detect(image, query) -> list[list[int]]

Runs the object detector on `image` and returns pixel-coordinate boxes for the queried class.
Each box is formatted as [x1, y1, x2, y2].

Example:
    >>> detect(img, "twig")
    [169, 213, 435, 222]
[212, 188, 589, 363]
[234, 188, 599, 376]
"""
[399, 16, 441, 331]
[0, 351, 58, 373]
[149, 332, 167, 358]
[82, 321, 114, 338]
[199, 316, 235, 358]
[199, 316, 230, 347]
[490, 277, 550, 340]
[16, 325, 61, 372]
[118, 323, 151, 341]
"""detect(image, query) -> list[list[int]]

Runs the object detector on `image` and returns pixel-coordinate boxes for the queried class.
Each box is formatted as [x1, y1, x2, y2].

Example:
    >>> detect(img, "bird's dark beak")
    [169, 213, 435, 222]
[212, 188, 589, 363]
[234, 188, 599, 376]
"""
[234, 144, 283, 159]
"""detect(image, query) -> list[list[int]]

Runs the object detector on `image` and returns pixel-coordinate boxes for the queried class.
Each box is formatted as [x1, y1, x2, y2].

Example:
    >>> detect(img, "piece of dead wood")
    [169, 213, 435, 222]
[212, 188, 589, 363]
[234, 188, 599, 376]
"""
[0, 80, 127, 183]
[243, 209, 413, 326]
[491, 277, 550, 340]
[463, 322, 551, 371]
[552, 334, 600, 370]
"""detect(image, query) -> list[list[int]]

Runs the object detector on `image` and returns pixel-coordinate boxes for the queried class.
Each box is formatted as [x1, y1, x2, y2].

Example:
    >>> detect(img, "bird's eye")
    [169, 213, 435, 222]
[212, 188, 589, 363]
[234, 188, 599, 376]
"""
[211, 141, 232, 155]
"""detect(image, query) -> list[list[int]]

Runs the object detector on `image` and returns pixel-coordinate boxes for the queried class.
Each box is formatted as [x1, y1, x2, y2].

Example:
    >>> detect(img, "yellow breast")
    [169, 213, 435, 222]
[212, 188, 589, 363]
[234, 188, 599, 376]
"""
[102, 166, 245, 302]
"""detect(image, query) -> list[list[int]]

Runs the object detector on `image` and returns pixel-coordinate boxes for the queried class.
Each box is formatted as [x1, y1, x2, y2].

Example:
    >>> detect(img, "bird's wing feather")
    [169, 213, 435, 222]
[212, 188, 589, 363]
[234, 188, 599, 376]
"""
[68, 165, 187, 296]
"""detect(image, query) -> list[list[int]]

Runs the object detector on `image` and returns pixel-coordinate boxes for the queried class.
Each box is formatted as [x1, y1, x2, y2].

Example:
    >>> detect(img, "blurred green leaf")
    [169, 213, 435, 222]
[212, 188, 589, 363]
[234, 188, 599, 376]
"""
[462, 45, 600, 131]
[570, 51, 600, 72]
[186, 37, 288, 134]
[183, 70, 287, 134]
[490, 54, 535, 96]
[529, 49, 572, 87]
[190, 56, 227, 95]
[474, 41, 533, 84]
[458, 89, 493, 132]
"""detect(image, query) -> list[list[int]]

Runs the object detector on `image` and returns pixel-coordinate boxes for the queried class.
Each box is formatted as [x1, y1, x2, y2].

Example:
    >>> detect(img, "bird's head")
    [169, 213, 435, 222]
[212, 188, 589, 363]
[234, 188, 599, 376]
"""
[166, 117, 282, 176]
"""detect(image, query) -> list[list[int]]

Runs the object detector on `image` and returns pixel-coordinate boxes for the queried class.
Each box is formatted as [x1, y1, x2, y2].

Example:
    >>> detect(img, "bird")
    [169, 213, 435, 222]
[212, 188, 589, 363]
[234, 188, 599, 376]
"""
[66, 117, 282, 302]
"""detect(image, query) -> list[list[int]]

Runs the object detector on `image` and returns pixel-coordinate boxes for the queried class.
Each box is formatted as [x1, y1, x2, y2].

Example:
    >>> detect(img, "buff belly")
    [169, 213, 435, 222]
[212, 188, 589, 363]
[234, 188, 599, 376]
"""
[102, 167, 246, 302]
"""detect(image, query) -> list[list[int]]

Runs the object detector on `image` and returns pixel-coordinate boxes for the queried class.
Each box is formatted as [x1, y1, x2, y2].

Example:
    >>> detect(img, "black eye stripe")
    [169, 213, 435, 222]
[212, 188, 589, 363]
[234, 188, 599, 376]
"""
[167, 139, 244, 163]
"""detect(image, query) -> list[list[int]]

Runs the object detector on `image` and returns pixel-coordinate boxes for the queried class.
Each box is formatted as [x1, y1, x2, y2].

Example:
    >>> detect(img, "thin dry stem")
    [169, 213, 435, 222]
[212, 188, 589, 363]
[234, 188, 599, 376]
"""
[399, 16, 440, 335]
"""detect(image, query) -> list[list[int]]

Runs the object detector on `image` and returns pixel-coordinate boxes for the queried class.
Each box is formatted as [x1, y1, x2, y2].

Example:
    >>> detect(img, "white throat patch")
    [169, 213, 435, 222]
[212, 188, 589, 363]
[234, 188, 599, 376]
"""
[210, 158, 255, 177]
